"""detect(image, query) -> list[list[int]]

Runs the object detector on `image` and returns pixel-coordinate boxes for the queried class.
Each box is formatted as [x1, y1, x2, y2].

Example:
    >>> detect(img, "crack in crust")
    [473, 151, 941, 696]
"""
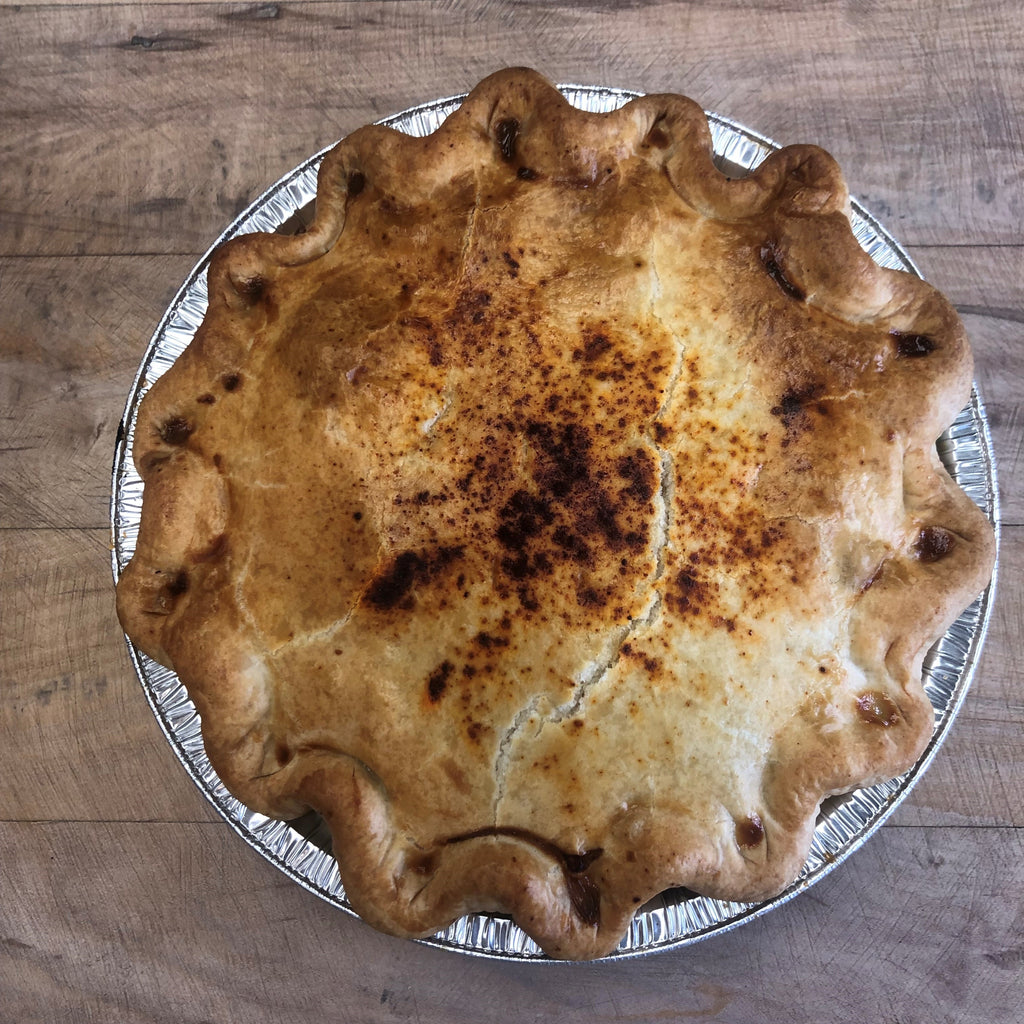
[116, 68, 995, 960]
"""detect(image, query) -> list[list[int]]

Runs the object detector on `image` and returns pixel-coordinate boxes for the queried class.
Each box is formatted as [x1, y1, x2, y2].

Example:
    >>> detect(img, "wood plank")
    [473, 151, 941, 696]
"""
[2, 1, 1022, 256]
[962, 310, 1023, 526]
[917, 245, 1024, 324]
[0, 820, 1020, 1023]
[3, 0, 1019, 1017]
[0, 527, 220, 824]
[0, 253, 196, 531]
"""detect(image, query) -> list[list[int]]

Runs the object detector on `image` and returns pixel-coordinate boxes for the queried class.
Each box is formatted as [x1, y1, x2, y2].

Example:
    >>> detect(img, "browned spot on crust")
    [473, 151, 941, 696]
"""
[365, 551, 424, 610]
[565, 871, 601, 926]
[572, 330, 613, 363]
[235, 274, 265, 301]
[527, 420, 591, 498]
[770, 384, 823, 431]
[166, 569, 189, 596]
[496, 489, 555, 577]
[476, 414, 654, 605]
[646, 124, 670, 150]
[148, 568, 190, 614]
[859, 560, 886, 593]
[473, 631, 509, 649]
[759, 241, 805, 301]
[453, 287, 492, 325]
[665, 568, 717, 618]
[891, 329, 937, 358]
[914, 526, 954, 563]
[407, 849, 437, 875]
[364, 547, 464, 611]
[621, 642, 662, 674]
[735, 813, 764, 848]
[426, 660, 454, 703]
[159, 416, 193, 445]
[616, 450, 656, 503]
[400, 315, 444, 366]
[495, 118, 519, 162]
[192, 533, 228, 564]
[855, 691, 900, 726]
[348, 170, 366, 197]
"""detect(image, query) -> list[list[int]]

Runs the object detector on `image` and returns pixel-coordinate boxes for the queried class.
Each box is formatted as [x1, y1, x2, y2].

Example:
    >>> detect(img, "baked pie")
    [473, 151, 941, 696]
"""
[116, 68, 996, 959]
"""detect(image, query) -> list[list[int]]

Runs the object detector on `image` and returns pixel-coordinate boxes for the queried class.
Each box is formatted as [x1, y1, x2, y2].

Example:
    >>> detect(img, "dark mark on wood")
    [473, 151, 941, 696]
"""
[223, 3, 282, 21]
[129, 197, 188, 216]
[121, 35, 205, 52]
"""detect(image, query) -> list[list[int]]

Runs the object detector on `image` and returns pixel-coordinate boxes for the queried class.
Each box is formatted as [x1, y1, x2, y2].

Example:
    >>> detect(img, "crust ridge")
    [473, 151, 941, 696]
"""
[117, 68, 995, 960]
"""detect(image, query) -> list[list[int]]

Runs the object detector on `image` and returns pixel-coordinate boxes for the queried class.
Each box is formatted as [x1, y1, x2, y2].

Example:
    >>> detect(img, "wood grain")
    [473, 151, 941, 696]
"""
[0, 527, 220, 824]
[2, 0, 1021, 1019]
[2, 2, 1022, 256]
[1, 822, 1021, 1024]
[0, 254, 196, 531]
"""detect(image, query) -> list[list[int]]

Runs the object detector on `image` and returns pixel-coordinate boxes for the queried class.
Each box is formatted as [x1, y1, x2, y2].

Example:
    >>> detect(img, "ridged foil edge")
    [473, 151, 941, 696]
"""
[110, 85, 1000, 961]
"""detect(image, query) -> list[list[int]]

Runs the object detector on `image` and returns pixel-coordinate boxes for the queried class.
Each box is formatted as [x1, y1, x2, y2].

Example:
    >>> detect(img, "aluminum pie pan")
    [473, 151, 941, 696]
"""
[110, 85, 1000, 961]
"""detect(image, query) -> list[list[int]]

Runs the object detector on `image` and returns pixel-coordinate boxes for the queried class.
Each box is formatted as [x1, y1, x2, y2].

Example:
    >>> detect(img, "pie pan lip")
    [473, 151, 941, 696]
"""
[110, 84, 1001, 961]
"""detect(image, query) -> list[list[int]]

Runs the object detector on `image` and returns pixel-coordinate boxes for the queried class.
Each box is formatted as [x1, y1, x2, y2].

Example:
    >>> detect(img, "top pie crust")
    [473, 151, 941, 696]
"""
[116, 68, 996, 959]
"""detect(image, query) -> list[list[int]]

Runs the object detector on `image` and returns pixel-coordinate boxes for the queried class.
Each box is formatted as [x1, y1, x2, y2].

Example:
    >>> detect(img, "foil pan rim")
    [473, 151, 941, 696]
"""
[110, 84, 1000, 962]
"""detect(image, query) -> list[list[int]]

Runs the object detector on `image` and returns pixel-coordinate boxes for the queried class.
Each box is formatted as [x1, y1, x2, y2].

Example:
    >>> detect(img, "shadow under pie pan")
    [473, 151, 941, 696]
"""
[110, 84, 1000, 961]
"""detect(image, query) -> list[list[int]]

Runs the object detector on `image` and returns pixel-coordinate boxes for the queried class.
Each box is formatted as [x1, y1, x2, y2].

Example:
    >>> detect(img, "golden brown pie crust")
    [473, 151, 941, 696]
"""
[116, 68, 996, 959]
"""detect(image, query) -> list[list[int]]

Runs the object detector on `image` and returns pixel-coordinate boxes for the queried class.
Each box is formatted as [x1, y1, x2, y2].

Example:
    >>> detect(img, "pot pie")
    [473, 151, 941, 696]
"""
[116, 68, 996, 960]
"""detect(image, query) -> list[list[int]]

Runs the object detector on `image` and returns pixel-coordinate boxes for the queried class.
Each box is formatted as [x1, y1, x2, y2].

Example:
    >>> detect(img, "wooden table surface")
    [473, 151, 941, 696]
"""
[2, 2, 1021, 1021]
